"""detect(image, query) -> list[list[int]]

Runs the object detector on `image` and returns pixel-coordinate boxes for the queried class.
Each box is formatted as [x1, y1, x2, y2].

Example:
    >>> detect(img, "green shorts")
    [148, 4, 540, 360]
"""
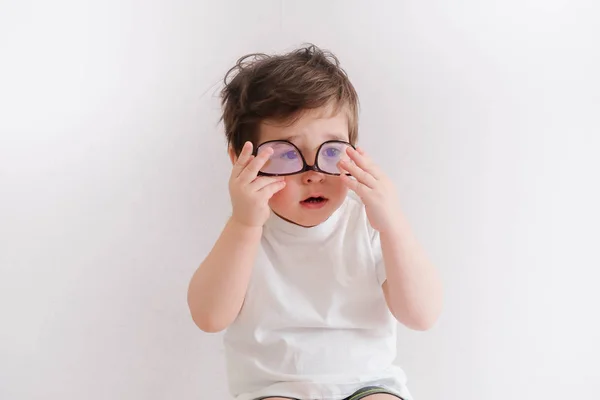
[256, 386, 404, 400]
[343, 386, 404, 400]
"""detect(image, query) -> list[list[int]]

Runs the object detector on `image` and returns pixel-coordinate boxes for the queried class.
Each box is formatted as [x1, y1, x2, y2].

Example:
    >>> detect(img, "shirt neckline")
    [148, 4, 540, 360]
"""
[264, 198, 347, 239]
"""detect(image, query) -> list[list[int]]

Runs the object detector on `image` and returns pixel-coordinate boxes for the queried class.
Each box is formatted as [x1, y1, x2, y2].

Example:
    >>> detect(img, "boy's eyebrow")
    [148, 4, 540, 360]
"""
[282, 133, 348, 143]
[281, 134, 301, 143]
[323, 132, 349, 141]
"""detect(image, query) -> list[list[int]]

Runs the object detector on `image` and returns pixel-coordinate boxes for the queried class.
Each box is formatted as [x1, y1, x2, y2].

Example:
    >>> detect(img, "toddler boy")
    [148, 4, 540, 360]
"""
[187, 44, 443, 400]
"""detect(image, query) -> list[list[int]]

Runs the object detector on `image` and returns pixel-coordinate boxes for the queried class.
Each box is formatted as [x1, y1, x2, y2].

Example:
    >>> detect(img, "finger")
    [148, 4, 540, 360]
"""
[338, 158, 377, 189]
[238, 146, 273, 184]
[249, 175, 285, 191]
[346, 146, 381, 179]
[337, 163, 349, 175]
[259, 180, 286, 199]
[232, 142, 254, 178]
[340, 173, 370, 198]
[338, 163, 354, 179]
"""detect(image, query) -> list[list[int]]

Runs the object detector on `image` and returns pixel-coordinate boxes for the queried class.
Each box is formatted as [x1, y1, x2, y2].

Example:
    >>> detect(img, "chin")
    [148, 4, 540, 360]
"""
[294, 212, 330, 227]
[275, 199, 343, 227]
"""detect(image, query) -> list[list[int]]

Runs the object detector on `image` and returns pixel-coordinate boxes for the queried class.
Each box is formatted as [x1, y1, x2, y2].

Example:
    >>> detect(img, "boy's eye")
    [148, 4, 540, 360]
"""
[323, 147, 340, 158]
[281, 150, 299, 160]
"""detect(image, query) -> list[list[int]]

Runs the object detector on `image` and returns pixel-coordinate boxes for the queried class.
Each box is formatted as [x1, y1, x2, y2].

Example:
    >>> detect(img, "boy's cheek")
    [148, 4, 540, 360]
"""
[269, 181, 296, 206]
[330, 178, 349, 195]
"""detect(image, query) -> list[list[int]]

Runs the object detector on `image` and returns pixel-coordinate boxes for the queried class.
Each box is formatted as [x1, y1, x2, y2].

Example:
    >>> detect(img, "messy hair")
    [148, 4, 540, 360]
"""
[220, 44, 359, 156]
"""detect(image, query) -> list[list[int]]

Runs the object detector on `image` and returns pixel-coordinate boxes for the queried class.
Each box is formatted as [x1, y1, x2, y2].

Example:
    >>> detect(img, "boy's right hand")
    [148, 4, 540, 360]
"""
[229, 141, 286, 228]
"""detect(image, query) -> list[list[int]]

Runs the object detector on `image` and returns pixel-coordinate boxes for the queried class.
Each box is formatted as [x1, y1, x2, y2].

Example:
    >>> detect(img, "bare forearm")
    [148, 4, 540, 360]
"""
[187, 217, 262, 332]
[381, 212, 443, 330]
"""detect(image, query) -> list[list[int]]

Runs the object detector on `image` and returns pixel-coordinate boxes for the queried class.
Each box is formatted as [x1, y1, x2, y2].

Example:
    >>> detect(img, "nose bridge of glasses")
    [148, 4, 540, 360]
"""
[305, 149, 320, 167]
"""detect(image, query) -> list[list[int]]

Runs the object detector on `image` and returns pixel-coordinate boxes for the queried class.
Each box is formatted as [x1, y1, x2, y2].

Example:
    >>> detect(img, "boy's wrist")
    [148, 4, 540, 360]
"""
[228, 216, 264, 235]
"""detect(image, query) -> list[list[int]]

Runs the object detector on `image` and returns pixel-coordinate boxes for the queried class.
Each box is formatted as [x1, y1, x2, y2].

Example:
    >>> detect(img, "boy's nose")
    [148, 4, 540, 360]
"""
[302, 169, 325, 184]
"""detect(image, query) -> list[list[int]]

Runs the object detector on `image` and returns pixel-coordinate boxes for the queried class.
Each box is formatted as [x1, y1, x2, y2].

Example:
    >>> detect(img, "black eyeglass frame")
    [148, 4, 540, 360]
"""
[253, 139, 355, 177]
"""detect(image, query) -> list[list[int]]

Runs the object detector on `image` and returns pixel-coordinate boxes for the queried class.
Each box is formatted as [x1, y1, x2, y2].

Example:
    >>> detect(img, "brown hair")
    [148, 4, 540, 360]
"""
[220, 44, 359, 156]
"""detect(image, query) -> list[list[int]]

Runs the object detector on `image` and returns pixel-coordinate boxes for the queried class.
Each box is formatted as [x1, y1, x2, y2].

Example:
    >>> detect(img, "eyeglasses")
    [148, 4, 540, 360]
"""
[254, 140, 355, 176]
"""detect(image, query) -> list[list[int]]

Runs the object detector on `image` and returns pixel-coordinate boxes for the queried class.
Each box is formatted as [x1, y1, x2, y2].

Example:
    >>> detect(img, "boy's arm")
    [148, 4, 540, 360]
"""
[187, 218, 262, 333]
[379, 213, 443, 331]
[187, 142, 285, 333]
[339, 146, 443, 331]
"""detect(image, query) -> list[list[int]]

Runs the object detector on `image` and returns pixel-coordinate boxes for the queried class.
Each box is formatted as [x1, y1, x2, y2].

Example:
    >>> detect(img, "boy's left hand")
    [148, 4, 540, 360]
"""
[338, 147, 401, 233]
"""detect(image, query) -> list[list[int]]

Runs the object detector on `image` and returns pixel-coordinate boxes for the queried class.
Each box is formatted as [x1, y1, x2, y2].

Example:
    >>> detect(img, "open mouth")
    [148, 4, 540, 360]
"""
[300, 195, 328, 208]
[301, 196, 326, 203]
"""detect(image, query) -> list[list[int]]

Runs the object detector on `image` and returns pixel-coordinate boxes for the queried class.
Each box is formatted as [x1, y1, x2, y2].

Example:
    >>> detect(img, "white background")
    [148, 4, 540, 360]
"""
[1, 1, 599, 399]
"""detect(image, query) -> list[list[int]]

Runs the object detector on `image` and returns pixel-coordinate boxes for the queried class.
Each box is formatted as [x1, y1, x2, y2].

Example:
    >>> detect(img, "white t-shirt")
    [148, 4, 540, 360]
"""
[223, 193, 413, 400]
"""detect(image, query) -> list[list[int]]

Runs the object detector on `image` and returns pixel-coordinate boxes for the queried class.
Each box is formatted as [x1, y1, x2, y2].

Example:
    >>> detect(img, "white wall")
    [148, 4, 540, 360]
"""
[0, 1, 280, 398]
[1, 1, 599, 400]
[275, 2, 600, 400]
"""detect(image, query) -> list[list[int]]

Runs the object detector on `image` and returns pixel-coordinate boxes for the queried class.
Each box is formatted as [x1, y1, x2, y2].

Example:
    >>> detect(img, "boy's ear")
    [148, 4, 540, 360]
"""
[228, 146, 237, 166]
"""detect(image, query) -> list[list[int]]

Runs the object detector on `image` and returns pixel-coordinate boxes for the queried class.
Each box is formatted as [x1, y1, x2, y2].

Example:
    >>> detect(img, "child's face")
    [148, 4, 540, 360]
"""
[258, 106, 351, 227]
